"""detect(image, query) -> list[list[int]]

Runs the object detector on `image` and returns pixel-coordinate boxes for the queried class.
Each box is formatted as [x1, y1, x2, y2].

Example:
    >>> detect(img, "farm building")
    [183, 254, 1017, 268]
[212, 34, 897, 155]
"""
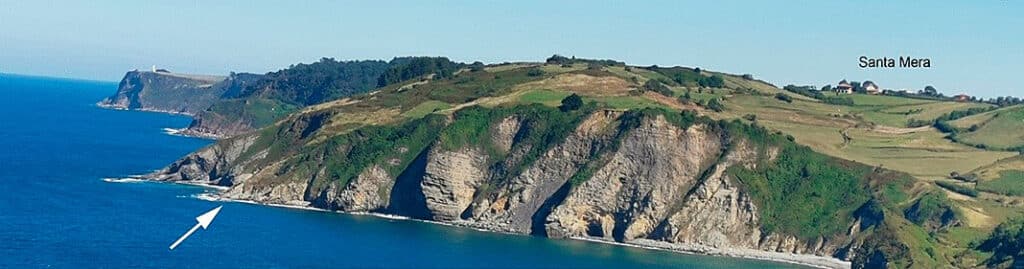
[835, 80, 853, 94]
[863, 81, 880, 94]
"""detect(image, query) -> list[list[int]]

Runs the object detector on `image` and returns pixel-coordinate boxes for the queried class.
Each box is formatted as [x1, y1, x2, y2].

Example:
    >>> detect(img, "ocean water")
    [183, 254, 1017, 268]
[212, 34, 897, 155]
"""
[0, 73, 803, 268]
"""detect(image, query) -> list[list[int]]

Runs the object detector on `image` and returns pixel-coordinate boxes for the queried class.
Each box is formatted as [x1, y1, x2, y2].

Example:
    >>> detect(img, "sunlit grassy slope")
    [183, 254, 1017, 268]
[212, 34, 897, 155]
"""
[718, 94, 1012, 178]
[951, 105, 1024, 150]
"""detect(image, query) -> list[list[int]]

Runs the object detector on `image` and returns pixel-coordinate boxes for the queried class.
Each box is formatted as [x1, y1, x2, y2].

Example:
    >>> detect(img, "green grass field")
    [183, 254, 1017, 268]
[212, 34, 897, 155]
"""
[515, 89, 673, 110]
[589, 95, 672, 110]
[517, 89, 571, 106]
[401, 100, 452, 118]
[978, 170, 1024, 196]
[718, 94, 1015, 178]
[952, 106, 1024, 149]
[839, 94, 994, 127]
[951, 105, 1021, 128]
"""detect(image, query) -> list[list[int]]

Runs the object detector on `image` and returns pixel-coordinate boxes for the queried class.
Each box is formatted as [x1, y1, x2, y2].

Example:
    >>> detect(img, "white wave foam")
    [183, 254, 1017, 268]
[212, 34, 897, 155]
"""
[101, 177, 146, 183]
[162, 128, 183, 136]
[192, 193, 221, 201]
[172, 181, 231, 191]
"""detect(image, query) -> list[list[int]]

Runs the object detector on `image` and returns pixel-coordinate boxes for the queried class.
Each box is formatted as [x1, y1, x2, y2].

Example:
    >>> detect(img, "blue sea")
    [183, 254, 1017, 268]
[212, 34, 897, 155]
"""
[0, 73, 804, 268]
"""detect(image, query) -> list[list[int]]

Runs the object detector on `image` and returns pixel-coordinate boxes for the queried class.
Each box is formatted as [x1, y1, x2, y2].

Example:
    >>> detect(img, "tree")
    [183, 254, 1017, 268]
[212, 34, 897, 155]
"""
[923, 85, 938, 96]
[775, 93, 793, 103]
[546, 54, 571, 65]
[526, 68, 545, 77]
[698, 75, 725, 88]
[560, 93, 584, 112]
[469, 61, 485, 72]
[377, 57, 462, 87]
[643, 79, 673, 97]
[244, 58, 391, 106]
[821, 85, 832, 92]
[678, 90, 693, 104]
[706, 98, 725, 112]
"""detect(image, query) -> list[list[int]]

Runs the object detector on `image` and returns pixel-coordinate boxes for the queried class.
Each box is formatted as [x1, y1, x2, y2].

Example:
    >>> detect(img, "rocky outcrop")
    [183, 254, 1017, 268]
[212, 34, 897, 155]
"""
[420, 148, 490, 221]
[179, 111, 260, 139]
[149, 134, 260, 186]
[321, 165, 392, 212]
[467, 111, 620, 233]
[653, 143, 762, 249]
[544, 117, 722, 240]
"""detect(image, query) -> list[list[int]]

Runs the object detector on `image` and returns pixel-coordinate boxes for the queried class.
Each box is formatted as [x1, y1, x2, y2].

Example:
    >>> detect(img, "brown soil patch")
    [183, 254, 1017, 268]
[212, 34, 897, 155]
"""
[516, 74, 633, 96]
[871, 125, 931, 135]
[957, 204, 994, 228]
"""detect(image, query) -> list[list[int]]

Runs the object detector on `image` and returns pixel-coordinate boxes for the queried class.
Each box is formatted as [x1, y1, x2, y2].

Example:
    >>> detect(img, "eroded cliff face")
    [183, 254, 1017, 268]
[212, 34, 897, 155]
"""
[544, 119, 723, 240]
[467, 111, 620, 234]
[148, 108, 869, 267]
[419, 147, 489, 221]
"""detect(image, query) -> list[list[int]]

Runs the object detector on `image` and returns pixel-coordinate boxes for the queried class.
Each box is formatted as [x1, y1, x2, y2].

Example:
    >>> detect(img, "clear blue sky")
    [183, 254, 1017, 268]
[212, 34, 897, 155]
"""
[1, 0, 1020, 97]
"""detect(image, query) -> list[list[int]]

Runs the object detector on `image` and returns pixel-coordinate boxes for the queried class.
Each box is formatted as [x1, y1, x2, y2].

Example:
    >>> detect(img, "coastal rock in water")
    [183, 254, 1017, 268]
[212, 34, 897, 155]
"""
[223, 179, 309, 205]
[148, 134, 259, 186]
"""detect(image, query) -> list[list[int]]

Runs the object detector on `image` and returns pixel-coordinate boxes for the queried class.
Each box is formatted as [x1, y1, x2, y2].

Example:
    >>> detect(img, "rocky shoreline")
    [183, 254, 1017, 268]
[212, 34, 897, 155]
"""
[96, 102, 195, 117]
[156, 178, 849, 269]
[97, 103, 230, 139]
[162, 127, 228, 140]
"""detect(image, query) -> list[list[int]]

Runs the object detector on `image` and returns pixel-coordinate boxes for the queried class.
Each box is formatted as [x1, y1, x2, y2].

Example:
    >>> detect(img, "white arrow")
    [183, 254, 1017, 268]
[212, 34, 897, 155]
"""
[169, 205, 222, 250]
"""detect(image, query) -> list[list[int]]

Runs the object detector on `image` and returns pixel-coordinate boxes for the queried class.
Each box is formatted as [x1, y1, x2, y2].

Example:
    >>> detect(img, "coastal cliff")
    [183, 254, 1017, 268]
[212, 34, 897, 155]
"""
[98, 70, 264, 137]
[98, 70, 260, 115]
[149, 105, 905, 268]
